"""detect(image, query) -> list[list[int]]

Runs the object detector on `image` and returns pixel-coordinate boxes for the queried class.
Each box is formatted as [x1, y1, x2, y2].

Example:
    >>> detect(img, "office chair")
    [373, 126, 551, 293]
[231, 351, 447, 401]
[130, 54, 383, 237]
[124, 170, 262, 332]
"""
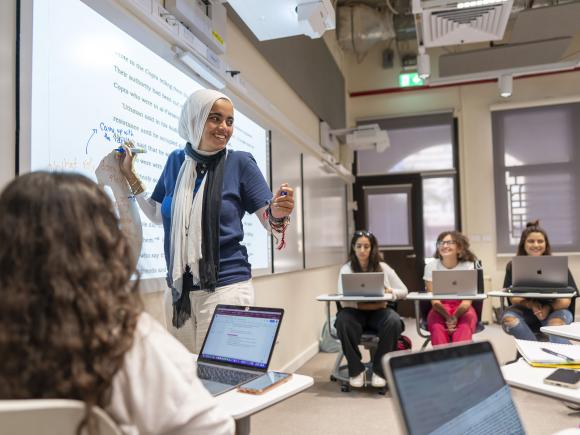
[0, 399, 122, 435]
[326, 301, 388, 394]
[414, 265, 485, 349]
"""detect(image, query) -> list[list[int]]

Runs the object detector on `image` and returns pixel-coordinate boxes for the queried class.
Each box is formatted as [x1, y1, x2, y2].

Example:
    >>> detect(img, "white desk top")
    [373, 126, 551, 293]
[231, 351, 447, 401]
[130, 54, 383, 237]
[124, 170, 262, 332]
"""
[502, 359, 580, 404]
[406, 292, 487, 301]
[191, 355, 313, 419]
[488, 290, 576, 299]
[541, 323, 580, 341]
[216, 373, 313, 419]
[316, 293, 394, 302]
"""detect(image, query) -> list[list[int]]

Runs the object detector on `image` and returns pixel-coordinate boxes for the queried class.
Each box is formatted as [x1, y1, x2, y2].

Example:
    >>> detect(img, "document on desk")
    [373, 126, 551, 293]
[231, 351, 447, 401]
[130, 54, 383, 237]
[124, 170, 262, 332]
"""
[515, 339, 580, 368]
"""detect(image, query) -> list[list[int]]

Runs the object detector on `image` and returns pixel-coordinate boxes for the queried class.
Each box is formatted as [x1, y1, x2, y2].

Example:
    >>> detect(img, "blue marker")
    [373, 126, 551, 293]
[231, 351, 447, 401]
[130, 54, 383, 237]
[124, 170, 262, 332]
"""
[280, 191, 288, 196]
[115, 147, 147, 154]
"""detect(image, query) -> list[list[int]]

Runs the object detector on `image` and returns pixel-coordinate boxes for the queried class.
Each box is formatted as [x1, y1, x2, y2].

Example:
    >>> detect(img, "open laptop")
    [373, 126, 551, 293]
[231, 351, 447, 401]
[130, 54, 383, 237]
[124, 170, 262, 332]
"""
[196, 305, 284, 396]
[432, 270, 478, 296]
[510, 256, 574, 293]
[383, 342, 525, 435]
[341, 272, 385, 297]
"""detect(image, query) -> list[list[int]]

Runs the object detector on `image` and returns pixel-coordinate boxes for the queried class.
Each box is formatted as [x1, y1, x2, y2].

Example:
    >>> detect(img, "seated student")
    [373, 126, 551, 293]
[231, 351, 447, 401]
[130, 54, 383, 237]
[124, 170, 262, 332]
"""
[335, 230, 407, 388]
[0, 172, 234, 435]
[501, 220, 576, 344]
[424, 231, 479, 345]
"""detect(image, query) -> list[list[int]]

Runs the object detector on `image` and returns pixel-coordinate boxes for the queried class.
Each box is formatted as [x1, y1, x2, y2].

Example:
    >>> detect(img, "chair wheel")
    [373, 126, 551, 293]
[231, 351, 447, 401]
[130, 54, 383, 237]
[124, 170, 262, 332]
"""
[340, 384, 350, 392]
[378, 387, 387, 395]
[330, 375, 336, 382]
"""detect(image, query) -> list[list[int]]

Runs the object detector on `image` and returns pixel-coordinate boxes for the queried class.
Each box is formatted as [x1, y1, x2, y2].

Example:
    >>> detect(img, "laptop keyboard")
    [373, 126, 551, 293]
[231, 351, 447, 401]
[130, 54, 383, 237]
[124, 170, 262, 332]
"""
[198, 364, 259, 386]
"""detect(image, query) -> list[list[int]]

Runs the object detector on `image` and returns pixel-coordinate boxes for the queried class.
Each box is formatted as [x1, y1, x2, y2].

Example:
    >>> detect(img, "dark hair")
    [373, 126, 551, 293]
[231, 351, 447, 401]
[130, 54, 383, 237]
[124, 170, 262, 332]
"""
[348, 230, 383, 272]
[516, 220, 552, 256]
[0, 172, 142, 433]
[433, 230, 477, 262]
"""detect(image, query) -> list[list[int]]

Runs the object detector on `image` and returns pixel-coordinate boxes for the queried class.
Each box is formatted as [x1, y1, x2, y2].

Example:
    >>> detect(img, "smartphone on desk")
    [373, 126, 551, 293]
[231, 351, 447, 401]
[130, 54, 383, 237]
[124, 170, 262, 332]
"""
[238, 371, 292, 395]
[544, 369, 580, 389]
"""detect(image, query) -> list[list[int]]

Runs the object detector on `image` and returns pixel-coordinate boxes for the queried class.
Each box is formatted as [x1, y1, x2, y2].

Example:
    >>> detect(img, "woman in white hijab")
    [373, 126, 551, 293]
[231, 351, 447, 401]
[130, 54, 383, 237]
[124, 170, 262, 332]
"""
[120, 89, 294, 351]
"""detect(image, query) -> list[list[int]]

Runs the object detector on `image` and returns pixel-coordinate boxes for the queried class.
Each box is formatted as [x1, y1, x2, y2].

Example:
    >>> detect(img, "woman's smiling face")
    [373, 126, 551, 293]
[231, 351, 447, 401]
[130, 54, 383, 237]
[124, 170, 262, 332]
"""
[524, 231, 546, 256]
[199, 98, 234, 152]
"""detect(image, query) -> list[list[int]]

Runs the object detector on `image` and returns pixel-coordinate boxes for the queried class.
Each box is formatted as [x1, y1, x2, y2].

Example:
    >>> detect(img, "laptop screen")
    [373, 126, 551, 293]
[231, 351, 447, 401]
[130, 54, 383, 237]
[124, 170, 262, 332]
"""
[198, 305, 283, 370]
[386, 342, 524, 435]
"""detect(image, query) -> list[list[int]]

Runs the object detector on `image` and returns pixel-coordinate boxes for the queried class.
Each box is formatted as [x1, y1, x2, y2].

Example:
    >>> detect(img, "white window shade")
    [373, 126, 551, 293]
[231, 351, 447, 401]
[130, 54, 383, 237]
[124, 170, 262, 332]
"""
[492, 102, 580, 253]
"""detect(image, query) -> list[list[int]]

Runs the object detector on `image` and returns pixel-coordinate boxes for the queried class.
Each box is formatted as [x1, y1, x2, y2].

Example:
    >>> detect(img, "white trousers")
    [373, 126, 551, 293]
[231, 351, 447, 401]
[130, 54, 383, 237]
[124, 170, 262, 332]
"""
[164, 280, 255, 353]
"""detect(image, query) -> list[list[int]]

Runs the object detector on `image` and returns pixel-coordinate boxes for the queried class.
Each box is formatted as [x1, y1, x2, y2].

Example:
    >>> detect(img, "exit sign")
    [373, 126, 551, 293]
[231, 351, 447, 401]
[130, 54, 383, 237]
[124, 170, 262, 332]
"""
[399, 72, 424, 88]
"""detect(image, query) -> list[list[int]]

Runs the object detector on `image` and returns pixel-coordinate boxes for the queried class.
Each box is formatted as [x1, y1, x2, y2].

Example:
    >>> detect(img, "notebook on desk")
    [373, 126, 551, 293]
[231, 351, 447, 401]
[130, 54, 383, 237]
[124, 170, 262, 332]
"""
[341, 272, 385, 297]
[510, 256, 574, 294]
[515, 339, 580, 368]
[432, 270, 478, 296]
[383, 342, 525, 435]
[196, 305, 284, 396]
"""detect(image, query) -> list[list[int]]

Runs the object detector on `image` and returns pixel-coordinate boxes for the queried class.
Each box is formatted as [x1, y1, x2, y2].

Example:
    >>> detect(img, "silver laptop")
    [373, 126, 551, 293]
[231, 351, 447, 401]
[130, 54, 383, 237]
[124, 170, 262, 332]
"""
[511, 256, 573, 293]
[432, 270, 478, 296]
[341, 272, 384, 297]
[196, 305, 284, 396]
[383, 342, 525, 435]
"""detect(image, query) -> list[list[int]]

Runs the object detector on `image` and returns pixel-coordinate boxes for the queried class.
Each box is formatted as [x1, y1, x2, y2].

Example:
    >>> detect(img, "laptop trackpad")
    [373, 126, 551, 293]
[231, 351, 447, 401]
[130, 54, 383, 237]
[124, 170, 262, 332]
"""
[201, 379, 236, 396]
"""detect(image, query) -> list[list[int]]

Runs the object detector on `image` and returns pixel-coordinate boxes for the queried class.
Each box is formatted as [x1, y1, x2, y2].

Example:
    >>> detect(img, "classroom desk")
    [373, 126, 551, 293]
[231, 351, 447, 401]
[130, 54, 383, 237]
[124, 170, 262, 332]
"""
[488, 290, 577, 311]
[502, 358, 580, 404]
[192, 356, 313, 435]
[406, 292, 487, 348]
[541, 322, 580, 342]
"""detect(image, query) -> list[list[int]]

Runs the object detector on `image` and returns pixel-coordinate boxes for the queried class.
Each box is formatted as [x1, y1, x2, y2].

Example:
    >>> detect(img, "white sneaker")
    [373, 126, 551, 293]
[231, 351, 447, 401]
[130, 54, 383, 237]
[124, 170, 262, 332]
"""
[371, 373, 387, 388]
[349, 371, 365, 388]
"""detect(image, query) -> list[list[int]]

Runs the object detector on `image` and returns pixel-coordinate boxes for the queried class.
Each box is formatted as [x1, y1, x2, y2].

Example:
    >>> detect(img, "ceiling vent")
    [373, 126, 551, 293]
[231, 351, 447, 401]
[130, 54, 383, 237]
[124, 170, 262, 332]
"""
[412, 0, 514, 47]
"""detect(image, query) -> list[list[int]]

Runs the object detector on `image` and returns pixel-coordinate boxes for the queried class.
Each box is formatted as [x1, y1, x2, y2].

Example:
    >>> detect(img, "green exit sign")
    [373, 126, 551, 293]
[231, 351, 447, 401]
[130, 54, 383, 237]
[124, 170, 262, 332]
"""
[399, 72, 424, 88]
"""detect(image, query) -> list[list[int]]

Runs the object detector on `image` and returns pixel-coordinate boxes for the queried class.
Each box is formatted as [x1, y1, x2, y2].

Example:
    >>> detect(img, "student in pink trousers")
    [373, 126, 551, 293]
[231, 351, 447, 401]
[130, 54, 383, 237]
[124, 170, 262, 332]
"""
[423, 231, 479, 345]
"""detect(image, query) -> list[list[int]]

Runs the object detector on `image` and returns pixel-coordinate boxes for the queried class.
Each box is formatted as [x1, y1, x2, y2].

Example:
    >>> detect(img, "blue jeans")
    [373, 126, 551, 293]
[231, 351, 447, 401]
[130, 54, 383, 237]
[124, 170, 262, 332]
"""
[501, 304, 573, 344]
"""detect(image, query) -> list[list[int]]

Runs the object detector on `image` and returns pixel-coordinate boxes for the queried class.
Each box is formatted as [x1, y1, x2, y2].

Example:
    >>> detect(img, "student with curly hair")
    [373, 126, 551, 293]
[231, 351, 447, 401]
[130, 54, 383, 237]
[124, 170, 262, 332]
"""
[501, 220, 576, 344]
[424, 231, 480, 345]
[0, 172, 234, 435]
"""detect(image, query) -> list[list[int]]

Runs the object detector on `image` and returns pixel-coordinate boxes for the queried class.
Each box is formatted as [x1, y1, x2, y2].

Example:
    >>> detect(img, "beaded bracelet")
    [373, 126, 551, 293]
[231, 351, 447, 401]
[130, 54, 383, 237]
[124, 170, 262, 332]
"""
[263, 206, 290, 250]
[127, 175, 145, 196]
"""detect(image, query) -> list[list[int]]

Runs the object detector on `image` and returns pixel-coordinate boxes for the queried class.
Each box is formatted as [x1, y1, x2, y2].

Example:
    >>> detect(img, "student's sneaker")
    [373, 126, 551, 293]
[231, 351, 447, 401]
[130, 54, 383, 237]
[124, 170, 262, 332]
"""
[371, 373, 387, 388]
[349, 371, 365, 388]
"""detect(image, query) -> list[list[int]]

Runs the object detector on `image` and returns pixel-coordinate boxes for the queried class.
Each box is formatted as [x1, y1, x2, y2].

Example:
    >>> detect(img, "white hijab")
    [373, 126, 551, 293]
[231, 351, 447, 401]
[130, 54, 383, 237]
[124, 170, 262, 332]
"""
[170, 89, 231, 295]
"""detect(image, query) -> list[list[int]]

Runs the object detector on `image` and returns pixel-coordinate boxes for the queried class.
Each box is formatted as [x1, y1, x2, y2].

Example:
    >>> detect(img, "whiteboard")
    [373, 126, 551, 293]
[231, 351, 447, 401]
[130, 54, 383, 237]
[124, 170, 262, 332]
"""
[271, 130, 303, 273]
[302, 153, 348, 268]
[19, 0, 271, 288]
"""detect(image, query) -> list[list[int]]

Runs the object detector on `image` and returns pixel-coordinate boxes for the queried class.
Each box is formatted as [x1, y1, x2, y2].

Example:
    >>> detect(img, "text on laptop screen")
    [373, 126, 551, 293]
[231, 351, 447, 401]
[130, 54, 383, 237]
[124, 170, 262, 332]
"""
[393, 351, 524, 435]
[200, 307, 281, 369]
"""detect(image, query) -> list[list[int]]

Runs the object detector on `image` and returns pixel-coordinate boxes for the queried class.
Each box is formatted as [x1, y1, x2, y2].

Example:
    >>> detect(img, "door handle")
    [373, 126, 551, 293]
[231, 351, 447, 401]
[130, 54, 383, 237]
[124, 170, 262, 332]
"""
[406, 253, 416, 259]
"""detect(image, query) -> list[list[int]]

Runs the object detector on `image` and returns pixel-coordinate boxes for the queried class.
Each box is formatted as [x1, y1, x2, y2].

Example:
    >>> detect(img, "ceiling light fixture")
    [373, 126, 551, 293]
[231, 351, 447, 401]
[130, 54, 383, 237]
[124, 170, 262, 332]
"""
[417, 46, 431, 80]
[498, 74, 513, 98]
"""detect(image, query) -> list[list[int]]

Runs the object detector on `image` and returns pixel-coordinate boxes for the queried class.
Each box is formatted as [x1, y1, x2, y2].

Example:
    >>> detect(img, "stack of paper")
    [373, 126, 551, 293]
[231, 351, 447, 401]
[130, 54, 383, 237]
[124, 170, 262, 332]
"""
[515, 339, 580, 368]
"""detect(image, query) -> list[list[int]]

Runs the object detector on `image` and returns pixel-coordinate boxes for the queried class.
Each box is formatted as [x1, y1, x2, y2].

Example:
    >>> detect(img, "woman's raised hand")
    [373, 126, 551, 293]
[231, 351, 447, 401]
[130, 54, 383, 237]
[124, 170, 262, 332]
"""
[270, 183, 294, 218]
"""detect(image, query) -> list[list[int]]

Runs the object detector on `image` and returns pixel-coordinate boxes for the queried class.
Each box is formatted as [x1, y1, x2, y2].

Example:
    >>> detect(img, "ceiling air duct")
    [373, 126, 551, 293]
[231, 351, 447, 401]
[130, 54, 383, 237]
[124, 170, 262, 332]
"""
[337, 3, 395, 62]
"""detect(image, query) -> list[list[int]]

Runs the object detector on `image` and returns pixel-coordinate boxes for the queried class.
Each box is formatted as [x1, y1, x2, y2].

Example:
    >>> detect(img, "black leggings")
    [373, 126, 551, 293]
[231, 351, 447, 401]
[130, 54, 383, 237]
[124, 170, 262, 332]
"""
[334, 307, 403, 377]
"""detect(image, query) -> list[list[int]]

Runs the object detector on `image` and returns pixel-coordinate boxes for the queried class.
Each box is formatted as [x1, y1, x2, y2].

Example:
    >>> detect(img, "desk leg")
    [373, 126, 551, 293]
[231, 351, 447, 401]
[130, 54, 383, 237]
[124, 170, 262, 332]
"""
[236, 417, 250, 435]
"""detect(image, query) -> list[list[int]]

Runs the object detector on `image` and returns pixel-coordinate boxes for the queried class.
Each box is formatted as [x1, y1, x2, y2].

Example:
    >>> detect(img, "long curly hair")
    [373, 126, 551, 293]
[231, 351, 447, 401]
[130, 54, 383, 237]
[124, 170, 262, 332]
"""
[0, 172, 142, 432]
[516, 220, 552, 256]
[433, 230, 477, 262]
[348, 230, 383, 272]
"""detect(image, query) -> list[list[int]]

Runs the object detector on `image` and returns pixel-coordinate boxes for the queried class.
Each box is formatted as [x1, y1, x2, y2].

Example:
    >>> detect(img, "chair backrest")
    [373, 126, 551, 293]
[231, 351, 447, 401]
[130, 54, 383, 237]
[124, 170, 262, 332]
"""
[0, 399, 122, 435]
